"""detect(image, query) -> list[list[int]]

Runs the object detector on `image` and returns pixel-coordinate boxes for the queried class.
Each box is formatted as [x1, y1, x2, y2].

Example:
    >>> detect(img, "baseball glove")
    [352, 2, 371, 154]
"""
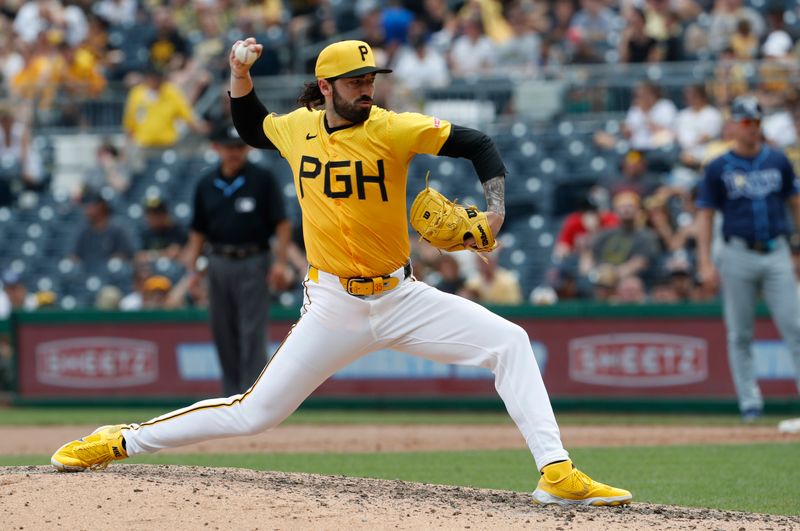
[409, 178, 497, 253]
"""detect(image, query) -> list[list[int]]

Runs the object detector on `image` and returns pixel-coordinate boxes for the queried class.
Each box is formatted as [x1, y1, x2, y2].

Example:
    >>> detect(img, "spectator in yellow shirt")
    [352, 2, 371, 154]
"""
[123, 66, 207, 169]
[11, 30, 65, 111]
[464, 253, 523, 305]
[62, 45, 106, 97]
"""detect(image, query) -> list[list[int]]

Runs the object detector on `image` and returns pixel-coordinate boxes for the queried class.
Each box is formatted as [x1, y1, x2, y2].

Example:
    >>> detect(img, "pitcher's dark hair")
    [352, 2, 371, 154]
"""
[297, 81, 325, 109]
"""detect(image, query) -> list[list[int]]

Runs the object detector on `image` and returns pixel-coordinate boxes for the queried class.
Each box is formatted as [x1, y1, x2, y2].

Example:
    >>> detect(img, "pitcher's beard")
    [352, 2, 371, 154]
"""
[332, 87, 372, 124]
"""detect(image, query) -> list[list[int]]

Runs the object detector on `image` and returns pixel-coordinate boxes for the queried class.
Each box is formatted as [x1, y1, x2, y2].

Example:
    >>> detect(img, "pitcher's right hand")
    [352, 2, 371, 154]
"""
[230, 37, 263, 77]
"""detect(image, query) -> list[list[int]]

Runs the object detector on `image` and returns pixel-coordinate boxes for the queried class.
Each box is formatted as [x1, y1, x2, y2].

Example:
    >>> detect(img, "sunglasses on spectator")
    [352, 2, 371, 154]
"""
[739, 118, 761, 126]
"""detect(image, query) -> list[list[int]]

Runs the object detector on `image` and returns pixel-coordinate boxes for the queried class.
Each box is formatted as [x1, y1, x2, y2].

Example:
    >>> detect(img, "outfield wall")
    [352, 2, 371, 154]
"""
[4, 304, 799, 410]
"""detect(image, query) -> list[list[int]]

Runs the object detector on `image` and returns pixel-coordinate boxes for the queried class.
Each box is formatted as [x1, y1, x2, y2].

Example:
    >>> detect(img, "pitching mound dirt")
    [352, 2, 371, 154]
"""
[2, 465, 798, 530]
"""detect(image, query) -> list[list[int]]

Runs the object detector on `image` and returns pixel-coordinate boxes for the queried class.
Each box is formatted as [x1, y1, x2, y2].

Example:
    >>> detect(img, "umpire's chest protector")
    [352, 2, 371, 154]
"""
[262, 106, 452, 278]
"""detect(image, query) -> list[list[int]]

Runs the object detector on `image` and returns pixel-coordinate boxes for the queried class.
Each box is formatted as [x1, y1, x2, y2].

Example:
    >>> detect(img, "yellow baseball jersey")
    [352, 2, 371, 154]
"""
[263, 106, 451, 278]
[123, 82, 194, 147]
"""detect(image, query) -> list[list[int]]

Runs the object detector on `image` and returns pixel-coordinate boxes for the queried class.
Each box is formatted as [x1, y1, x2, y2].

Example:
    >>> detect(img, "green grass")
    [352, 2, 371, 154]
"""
[4, 444, 799, 516]
[0, 407, 781, 426]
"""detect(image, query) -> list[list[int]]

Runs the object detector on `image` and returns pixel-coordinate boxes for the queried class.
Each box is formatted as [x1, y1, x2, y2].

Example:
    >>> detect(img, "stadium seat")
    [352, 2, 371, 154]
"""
[35, 276, 61, 294]
[59, 295, 78, 310]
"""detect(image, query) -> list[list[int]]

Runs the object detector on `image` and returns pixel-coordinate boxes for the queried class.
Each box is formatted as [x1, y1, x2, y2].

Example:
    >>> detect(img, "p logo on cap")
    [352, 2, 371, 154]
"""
[315, 40, 392, 80]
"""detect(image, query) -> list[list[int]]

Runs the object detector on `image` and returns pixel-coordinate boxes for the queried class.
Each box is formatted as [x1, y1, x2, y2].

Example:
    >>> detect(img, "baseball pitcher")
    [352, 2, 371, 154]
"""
[51, 39, 631, 507]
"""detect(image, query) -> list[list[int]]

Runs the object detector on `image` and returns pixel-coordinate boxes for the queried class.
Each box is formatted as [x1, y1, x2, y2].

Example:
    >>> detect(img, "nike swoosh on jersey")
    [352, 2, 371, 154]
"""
[306, 133, 317, 140]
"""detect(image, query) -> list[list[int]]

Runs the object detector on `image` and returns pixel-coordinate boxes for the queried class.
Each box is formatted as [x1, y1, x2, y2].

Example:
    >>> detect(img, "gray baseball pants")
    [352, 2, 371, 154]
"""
[718, 237, 800, 412]
[207, 252, 271, 396]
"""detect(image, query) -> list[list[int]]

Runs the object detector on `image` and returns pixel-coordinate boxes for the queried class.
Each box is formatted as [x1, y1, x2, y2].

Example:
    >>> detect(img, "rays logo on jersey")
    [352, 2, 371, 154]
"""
[298, 155, 389, 201]
[722, 168, 782, 199]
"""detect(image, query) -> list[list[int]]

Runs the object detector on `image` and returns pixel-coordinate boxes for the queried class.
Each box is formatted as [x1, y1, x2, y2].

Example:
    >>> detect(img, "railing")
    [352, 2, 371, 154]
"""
[21, 59, 798, 135]
[27, 80, 130, 134]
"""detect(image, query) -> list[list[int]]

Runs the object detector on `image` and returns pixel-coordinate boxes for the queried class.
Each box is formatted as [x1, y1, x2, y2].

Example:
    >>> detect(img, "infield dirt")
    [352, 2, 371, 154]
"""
[2, 423, 800, 529]
[2, 464, 799, 530]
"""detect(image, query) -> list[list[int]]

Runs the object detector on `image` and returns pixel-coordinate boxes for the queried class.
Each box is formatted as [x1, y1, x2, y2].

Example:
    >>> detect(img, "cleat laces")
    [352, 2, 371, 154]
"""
[561, 469, 592, 496]
[73, 440, 115, 470]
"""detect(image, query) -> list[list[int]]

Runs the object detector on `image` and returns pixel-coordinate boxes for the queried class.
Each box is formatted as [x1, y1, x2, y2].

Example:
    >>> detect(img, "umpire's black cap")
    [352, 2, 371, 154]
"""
[209, 122, 246, 146]
[730, 96, 763, 121]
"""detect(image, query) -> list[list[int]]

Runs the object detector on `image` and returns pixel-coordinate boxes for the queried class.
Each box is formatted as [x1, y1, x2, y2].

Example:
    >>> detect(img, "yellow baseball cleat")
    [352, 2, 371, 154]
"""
[51, 424, 129, 472]
[532, 460, 632, 506]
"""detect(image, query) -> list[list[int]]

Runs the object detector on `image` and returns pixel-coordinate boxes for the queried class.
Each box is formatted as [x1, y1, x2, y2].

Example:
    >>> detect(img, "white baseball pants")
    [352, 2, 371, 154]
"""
[123, 266, 569, 471]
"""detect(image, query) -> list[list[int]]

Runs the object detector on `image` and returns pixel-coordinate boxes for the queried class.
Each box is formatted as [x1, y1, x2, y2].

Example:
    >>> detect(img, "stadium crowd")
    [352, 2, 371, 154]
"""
[0, 0, 799, 321]
[2, 0, 800, 117]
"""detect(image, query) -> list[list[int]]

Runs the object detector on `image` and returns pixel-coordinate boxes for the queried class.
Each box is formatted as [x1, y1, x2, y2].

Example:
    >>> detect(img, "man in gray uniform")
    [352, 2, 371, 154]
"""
[697, 96, 800, 421]
[185, 122, 291, 396]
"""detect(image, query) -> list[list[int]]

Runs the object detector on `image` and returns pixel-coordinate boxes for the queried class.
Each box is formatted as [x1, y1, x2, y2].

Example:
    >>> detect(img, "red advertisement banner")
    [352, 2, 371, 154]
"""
[568, 333, 708, 387]
[12, 310, 799, 400]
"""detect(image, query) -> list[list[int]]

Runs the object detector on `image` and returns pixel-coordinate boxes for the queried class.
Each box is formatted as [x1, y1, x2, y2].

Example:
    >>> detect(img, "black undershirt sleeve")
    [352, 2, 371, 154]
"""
[229, 89, 276, 150]
[437, 124, 506, 182]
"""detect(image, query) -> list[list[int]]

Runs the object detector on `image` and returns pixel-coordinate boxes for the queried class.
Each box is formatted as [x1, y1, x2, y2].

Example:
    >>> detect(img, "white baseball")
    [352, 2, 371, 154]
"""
[234, 43, 258, 66]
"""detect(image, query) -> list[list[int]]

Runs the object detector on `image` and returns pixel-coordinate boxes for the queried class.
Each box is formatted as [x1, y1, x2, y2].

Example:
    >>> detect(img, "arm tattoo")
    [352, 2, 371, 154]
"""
[482, 176, 505, 217]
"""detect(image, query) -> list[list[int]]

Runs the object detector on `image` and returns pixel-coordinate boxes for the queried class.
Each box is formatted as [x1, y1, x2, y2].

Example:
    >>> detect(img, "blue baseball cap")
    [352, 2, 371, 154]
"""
[730, 96, 763, 121]
[1, 269, 22, 286]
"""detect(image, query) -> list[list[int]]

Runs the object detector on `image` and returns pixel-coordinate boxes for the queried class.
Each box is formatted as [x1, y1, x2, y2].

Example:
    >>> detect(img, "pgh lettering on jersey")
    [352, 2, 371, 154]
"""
[297, 155, 388, 201]
[262, 106, 452, 278]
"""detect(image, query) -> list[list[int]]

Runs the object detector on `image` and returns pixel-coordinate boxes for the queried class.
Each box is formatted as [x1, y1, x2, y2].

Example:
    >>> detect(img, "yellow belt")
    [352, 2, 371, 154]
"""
[308, 265, 403, 296]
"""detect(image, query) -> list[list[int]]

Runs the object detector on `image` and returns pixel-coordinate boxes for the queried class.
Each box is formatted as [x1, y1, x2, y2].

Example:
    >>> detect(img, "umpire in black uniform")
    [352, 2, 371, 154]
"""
[185, 121, 291, 396]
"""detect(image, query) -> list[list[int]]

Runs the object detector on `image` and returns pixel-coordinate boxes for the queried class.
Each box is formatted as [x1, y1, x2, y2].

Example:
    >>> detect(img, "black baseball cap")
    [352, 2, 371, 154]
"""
[209, 122, 246, 146]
